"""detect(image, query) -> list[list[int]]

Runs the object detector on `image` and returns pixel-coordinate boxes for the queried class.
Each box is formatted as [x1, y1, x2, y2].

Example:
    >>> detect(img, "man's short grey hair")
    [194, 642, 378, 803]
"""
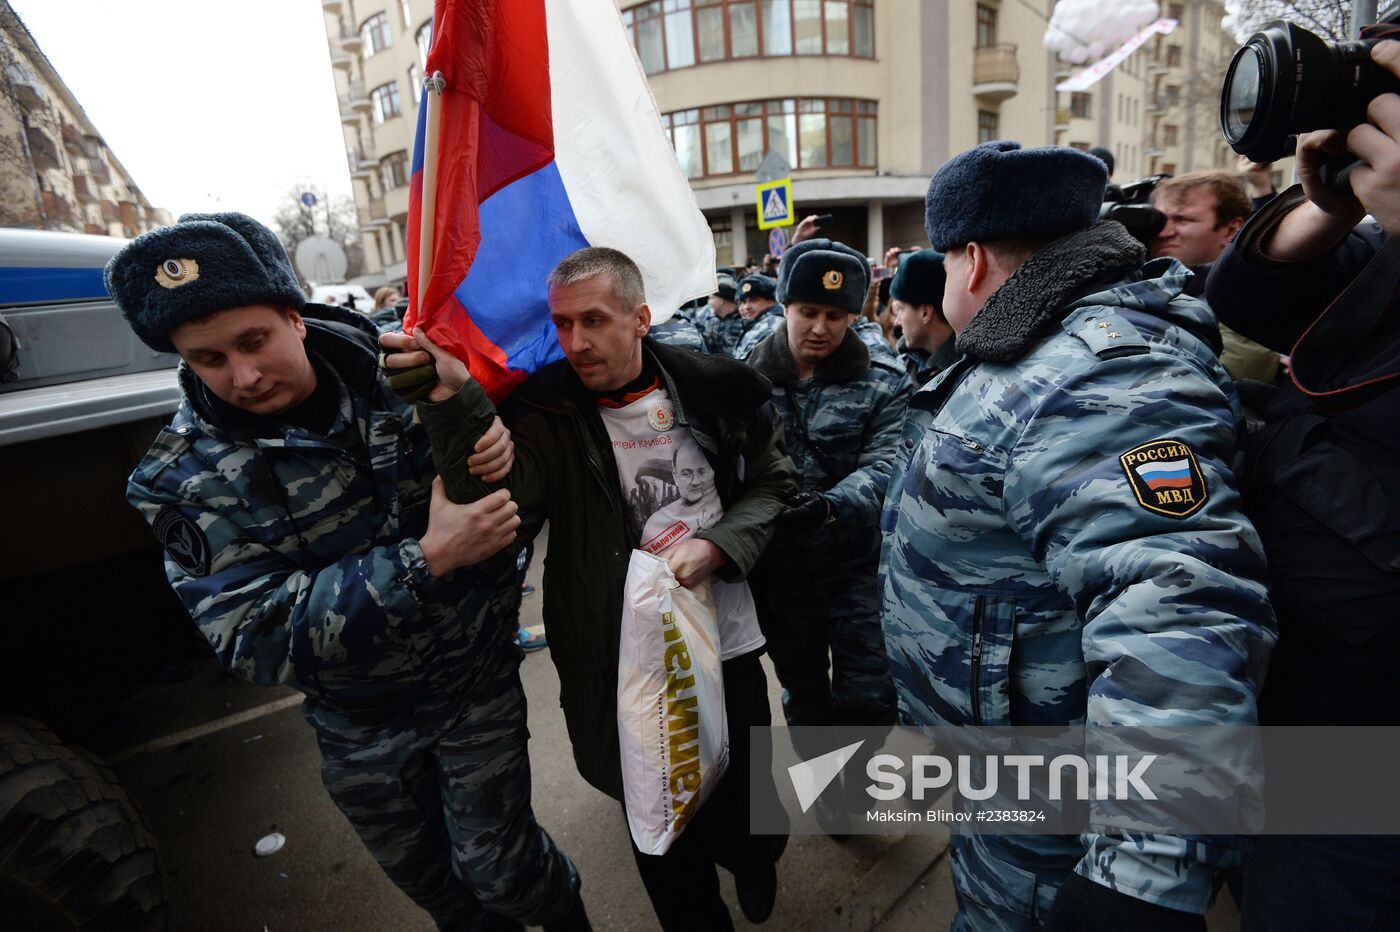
[547, 247, 647, 309]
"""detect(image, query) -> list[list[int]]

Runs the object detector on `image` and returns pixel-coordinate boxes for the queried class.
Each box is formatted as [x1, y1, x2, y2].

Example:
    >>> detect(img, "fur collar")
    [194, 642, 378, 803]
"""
[955, 221, 1146, 363]
[747, 320, 870, 385]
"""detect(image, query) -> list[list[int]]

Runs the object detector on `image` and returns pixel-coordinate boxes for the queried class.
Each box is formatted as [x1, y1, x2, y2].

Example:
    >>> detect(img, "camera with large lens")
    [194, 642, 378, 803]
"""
[1101, 175, 1169, 246]
[1221, 18, 1400, 168]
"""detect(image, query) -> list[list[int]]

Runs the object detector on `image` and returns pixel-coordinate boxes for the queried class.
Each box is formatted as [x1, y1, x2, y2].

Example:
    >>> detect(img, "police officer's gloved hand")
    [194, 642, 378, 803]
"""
[380, 355, 438, 404]
[1042, 874, 1206, 932]
[774, 491, 833, 535]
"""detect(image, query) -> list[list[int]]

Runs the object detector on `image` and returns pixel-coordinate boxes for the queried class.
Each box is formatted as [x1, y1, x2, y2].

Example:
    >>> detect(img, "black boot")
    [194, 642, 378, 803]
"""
[542, 894, 592, 932]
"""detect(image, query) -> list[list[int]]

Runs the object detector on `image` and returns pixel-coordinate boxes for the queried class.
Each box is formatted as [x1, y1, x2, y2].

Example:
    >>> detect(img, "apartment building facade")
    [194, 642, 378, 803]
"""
[1053, 0, 1281, 185]
[320, 0, 431, 287]
[0, 3, 169, 237]
[619, 0, 1063, 264]
[323, 0, 1280, 280]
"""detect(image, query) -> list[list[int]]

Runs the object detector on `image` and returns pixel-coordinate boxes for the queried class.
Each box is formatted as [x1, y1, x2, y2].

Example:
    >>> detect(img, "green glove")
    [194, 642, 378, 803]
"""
[383, 359, 438, 404]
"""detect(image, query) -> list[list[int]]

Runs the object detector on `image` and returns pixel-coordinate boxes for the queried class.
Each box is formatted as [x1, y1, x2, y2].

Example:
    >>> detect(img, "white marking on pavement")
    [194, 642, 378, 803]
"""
[108, 694, 303, 764]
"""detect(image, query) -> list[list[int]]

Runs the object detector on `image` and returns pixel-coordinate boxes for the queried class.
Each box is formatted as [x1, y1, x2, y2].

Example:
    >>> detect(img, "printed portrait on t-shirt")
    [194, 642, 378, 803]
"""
[625, 442, 722, 555]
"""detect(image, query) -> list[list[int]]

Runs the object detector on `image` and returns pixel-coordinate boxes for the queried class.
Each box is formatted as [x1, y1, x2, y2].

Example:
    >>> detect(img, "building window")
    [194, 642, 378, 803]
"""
[371, 82, 402, 124]
[1166, 44, 1182, 67]
[400, 0, 413, 28]
[1162, 162, 1176, 175]
[662, 96, 875, 178]
[1070, 92, 1092, 119]
[383, 151, 410, 190]
[1165, 84, 1181, 105]
[622, 0, 874, 74]
[975, 4, 997, 49]
[361, 12, 392, 58]
[1167, 2, 1183, 20]
[417, 22, 433, 70]
[977, 109, 998, 144]
[1164, 124, 1178, 146]
[407, 64, 421, 105]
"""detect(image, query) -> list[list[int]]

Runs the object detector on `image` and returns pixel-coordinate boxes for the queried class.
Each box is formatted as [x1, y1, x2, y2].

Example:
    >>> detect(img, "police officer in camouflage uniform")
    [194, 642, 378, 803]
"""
[746, 239, 910, 733]
[733, 274, 782, 360]
[647, 311, 708, 352]
[109, 213, 588, 932]
[693, 268, 746, 356]
[880, 144, 1277, 930]
[888, 249, 958, 387]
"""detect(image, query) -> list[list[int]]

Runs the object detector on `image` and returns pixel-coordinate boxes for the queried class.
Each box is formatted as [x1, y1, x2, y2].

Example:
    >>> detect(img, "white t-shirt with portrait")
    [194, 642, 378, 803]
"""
[597, 385, 765, 660]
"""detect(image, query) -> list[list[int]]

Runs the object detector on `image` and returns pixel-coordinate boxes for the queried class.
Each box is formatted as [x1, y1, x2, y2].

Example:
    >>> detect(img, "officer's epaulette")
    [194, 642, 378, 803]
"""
[130, 419, 196, 487]
[869, 354, 907, 378]
[1062, 309, 1149, 359]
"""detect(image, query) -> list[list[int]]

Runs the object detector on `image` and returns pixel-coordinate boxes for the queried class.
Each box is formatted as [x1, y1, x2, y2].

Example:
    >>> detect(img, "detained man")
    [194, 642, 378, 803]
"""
[380, 247, 797, 931]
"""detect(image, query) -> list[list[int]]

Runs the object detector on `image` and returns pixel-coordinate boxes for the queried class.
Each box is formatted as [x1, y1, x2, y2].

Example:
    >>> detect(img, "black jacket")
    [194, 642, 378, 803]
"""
[1205, 188, 1400, 724]
[418, 338, 798, 795]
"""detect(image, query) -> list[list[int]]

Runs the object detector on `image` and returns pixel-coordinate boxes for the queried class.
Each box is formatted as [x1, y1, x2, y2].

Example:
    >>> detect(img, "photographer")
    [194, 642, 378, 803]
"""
[1205, 38, 1400, 932]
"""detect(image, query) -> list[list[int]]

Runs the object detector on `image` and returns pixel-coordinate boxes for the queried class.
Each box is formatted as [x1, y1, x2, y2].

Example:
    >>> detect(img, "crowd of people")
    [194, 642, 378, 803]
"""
[98, 37, 1400, 932]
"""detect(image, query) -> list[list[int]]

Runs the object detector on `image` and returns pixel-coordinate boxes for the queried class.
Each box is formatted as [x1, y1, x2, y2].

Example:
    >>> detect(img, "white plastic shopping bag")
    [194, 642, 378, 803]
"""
[618, 549, 729, 855]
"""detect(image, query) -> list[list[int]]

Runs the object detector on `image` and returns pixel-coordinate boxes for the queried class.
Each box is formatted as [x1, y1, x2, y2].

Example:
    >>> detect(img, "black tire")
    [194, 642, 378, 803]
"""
[0, 716, 166, 931]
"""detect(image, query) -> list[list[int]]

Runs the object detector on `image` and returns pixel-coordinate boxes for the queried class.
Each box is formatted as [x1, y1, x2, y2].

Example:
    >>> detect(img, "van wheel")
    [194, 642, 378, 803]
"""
[0, 716, 166, 931]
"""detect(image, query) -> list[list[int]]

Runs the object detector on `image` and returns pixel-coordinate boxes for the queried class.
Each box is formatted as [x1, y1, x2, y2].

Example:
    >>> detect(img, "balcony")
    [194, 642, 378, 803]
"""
[340, 103, 361, 126]
[348, 144, 378, 179]
[101, 199, 121, 223]
[321, 0, 341, 11]
[972, 44, 1019, 102]
[25, 126, 62, 171]
[87, 157, 110, 182]
[367, 196, 391, 227]
[345, 79, 372, 113]
[61, 122, 85, 152]
[1055, 108, 1071, 130]
[71, 174, 97, 203]
[10, 71, 44, 109]
[330, 47, 353, 70]
[336, 22, 363, 55]
[40, 191, 75, 227]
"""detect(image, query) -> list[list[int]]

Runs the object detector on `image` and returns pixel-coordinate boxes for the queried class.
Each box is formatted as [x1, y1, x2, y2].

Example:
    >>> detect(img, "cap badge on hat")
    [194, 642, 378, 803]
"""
[155, 258, 200, 290]
[822, 270, 843, 290]
[742, 283, 752, 294]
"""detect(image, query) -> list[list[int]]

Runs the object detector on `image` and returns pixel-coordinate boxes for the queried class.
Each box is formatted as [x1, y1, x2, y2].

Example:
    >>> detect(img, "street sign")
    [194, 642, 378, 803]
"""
[300, 192, 318, 207]
[755, 149, 793, 184]
[755, 178, 794, 230]
[768, 226, 787, 258]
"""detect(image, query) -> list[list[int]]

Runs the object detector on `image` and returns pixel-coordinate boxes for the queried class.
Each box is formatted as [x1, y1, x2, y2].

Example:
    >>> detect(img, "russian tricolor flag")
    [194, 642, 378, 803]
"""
[1134, 459, 1194, 490]
[405, 0, 716, 401]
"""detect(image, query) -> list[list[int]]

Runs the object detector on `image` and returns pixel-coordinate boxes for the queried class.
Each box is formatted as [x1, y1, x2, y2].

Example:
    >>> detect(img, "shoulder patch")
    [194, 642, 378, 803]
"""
[153, 507, 211, 576]
[1119, 438, 1208, 518]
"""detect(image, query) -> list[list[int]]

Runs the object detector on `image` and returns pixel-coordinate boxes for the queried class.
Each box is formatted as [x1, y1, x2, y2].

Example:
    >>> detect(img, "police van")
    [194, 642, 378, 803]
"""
[0, 228, 178, 928]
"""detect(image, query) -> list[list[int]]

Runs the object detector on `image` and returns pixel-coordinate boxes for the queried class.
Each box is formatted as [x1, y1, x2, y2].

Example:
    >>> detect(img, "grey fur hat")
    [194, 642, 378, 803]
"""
[923, 141, 1107, 252]
[775, 238, 869, 315]
[713, 269, 738, 302]
[738, 274, 777, 302]
[105, 211, 306, 352]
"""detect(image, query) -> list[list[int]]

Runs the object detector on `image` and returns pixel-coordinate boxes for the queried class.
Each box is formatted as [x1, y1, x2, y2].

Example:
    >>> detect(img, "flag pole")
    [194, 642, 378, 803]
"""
[416, 72, 446, 319]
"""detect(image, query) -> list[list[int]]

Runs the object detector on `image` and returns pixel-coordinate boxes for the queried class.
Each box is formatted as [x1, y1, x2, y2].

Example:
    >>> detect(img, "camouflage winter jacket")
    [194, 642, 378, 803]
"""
[126, 305, 516, 730]
[747, 321, 913, 528]
[734, 305, 784, 361]
[880, 223, 1277, 913]
[694, 304, 746, 357]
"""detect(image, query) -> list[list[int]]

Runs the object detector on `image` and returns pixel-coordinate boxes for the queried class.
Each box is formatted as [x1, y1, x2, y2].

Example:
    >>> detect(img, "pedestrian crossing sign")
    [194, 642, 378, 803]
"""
[755, 178, 794, 230]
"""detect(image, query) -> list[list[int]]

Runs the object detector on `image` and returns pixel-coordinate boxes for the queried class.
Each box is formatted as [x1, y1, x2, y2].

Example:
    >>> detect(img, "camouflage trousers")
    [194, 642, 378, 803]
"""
[755, 527, 897, 728]
[314, 649, 578, 931]
[948, 834, 1077, 931]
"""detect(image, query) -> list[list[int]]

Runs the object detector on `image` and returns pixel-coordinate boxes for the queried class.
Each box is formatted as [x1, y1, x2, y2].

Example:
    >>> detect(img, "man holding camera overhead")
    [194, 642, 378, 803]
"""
[1207, 36, 1400, 932]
